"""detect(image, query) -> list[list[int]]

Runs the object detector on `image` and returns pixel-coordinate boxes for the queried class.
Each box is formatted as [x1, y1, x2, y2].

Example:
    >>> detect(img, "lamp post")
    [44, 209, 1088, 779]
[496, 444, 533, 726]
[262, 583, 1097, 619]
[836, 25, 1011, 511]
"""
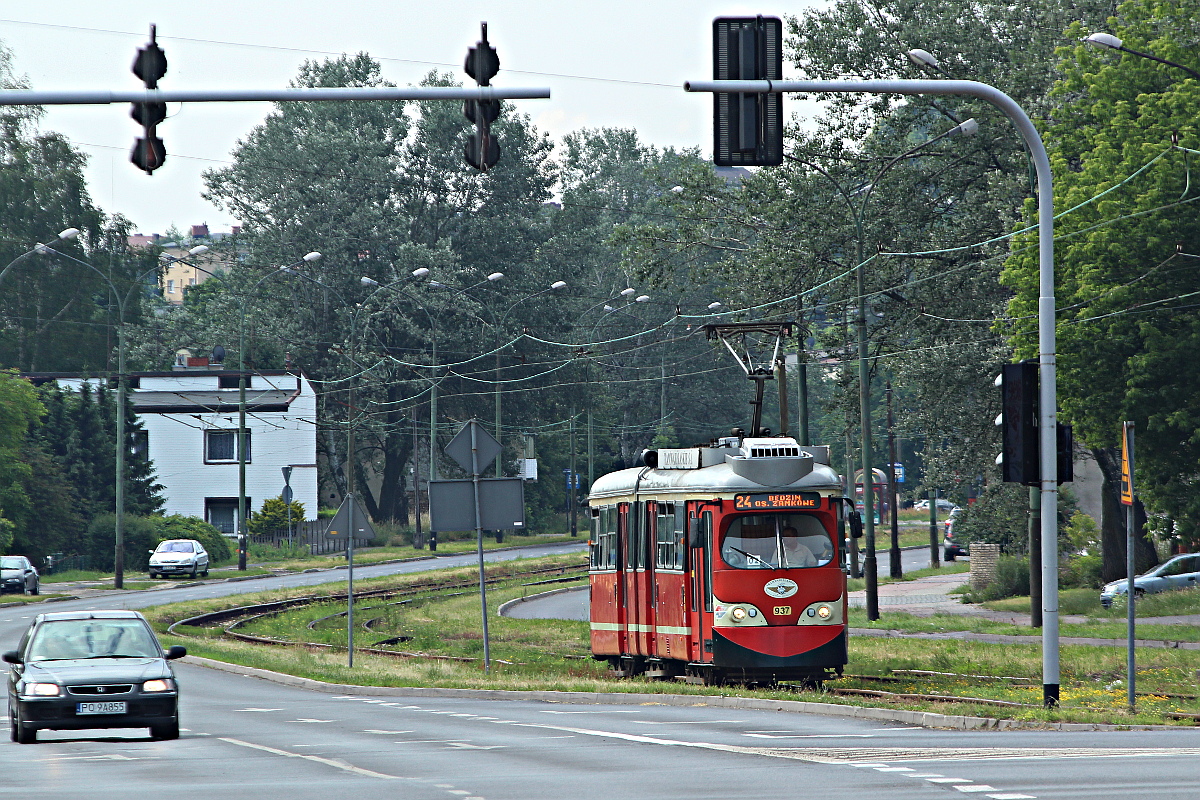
[1083, 32, 1200, 80]
[237, 252, 322, 570]
[686, 75, 1061, 706]
[24, 238, 169, 589]
[585, 292, 651, 482]
[785, 117, 978, 620]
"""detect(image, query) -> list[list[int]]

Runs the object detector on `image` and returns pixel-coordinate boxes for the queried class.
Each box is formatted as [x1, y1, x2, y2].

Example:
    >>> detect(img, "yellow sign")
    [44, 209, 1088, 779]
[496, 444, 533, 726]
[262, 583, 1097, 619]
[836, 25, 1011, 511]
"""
[1119, 422, 1134, 506]
[773, 606, 792, 616]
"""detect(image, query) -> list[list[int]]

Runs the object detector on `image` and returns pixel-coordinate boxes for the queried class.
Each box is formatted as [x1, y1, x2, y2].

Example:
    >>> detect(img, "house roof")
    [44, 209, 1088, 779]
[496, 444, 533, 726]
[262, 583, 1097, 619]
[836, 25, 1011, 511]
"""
[128, 389, 298, 414]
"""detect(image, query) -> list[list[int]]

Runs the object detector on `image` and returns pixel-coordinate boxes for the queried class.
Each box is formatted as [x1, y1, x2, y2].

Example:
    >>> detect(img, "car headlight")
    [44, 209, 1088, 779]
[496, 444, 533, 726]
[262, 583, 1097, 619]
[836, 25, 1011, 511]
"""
[731, 607, 747, 621]
[142, 679, 175, 693]
[22, 682, 62, 697]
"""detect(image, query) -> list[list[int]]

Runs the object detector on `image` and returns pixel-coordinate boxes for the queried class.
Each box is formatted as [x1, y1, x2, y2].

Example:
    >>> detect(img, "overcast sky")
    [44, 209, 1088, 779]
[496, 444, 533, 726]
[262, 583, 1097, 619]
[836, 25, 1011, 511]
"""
[1, 1, 826, 237]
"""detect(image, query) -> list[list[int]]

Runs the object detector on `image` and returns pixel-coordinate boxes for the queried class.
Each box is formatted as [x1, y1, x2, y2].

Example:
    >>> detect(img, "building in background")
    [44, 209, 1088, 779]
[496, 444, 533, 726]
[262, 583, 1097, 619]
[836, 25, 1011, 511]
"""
[129, 224, 242, 305]
[27, 359, 317, 533]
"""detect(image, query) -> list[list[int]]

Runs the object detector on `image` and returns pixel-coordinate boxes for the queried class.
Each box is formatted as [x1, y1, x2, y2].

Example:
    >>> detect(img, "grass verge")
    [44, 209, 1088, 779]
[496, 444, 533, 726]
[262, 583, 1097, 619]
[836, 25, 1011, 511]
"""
[143, 553, 1200, 726]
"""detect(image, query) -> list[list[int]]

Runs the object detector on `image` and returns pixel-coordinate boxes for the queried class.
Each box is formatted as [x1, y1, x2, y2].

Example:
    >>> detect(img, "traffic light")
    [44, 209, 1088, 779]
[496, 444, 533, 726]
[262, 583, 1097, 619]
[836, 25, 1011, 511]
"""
[712, 16, 783, 167]
[130, 25, 167, 174]
[996, 360, 1073, 485]
[463, 22, 501, 171]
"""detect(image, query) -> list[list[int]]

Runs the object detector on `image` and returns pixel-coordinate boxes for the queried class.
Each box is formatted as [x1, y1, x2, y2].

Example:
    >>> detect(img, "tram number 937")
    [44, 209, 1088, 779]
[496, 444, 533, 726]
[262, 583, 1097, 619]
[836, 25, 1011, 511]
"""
[773, 606, 792, 615]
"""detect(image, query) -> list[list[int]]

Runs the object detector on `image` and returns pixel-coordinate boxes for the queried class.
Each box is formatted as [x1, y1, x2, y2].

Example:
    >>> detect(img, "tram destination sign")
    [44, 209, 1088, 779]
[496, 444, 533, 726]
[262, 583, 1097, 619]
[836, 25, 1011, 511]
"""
[734, 492, 821, 511]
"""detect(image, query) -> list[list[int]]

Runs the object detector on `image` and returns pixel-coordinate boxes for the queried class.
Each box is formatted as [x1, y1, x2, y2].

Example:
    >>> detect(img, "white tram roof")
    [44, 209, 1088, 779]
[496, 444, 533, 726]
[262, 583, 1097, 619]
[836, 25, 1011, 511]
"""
[588, 437, 842, 503]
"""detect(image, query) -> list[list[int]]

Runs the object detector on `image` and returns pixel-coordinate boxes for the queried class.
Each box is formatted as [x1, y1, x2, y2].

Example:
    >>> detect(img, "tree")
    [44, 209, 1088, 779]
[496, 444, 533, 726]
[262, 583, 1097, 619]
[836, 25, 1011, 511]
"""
[248, 495, 306, 537]
[1002, 0, 1200, 576]
[0, 371, 42, 554]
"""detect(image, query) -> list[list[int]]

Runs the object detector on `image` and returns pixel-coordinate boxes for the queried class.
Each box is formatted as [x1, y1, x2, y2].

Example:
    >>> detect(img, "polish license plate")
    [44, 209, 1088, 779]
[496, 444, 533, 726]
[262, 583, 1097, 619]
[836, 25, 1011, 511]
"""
[77, 701, 127, 715]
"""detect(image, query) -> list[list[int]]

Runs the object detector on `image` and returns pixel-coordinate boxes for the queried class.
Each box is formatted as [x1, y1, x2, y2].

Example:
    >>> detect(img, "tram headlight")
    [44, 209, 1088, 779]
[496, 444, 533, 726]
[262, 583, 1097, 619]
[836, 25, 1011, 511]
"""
[731, 607, 747, 622]
[816, 605, 832, 620]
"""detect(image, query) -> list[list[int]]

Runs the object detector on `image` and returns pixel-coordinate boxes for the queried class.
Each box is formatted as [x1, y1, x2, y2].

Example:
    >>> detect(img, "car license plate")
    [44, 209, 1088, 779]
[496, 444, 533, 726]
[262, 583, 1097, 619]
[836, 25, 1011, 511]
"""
[77, 701, 127, 715]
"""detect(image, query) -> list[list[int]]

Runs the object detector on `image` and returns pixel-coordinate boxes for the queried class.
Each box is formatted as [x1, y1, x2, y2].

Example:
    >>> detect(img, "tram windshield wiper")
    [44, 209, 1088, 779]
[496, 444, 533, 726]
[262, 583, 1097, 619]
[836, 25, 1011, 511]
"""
[729, 546, 772, 569]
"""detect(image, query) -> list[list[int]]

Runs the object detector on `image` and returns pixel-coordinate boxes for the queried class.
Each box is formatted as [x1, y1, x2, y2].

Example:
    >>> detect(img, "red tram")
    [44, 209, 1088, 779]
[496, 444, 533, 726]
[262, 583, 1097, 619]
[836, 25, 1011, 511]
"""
[588, 435, 850, 685]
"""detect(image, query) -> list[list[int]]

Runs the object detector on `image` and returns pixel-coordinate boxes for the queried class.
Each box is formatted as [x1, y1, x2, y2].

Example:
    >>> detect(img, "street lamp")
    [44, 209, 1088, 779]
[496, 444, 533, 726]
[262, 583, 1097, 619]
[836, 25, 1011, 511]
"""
[785, 117, 978, 620]
[236, 251, 321, 570]
[0, 228, 81, 286]
[25, 240, 163, 588]
[1083, 32, 1200, 80]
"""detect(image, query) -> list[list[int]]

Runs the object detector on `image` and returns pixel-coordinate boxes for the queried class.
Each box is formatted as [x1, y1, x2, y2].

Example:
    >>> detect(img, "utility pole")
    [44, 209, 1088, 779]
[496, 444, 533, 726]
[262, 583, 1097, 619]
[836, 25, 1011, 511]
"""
[886, 382, 902, 578]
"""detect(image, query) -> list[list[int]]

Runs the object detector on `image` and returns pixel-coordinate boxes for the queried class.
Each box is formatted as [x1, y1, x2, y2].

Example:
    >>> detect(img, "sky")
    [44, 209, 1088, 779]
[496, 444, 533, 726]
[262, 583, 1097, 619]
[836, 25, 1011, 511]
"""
[1, 1, 826, 237]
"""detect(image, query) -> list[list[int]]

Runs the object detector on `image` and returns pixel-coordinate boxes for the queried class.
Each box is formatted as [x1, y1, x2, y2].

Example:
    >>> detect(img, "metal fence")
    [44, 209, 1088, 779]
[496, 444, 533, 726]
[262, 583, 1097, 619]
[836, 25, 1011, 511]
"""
[245, 519, 372, 556]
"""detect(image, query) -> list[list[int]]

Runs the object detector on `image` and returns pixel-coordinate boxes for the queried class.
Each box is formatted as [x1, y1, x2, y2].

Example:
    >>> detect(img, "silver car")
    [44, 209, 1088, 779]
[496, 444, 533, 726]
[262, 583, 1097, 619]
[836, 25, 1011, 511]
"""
[148, 540, 209, 579]
[1, 556, 39, 595]
[1100, 553, 1200, 608]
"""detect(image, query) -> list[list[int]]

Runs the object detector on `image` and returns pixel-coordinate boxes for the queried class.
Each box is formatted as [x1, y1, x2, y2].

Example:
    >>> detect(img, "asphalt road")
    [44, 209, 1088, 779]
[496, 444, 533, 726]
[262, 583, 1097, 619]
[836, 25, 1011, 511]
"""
[7, 540, 1200, 799]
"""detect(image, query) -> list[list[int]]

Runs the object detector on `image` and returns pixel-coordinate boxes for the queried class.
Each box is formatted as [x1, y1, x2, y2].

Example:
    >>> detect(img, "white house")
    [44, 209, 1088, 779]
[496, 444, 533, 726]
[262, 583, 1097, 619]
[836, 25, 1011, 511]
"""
[37, 365, 318, 533]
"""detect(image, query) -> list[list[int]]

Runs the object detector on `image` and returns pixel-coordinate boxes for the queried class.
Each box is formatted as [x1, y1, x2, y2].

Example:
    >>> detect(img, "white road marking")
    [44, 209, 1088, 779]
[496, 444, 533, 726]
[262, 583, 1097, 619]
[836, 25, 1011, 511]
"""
[235, 708, 283, 712]
[393, 739, 460, 744]
[365, 730, 414, 735]
[634, 720, 748, 725]
[43, 754, 137, 761]
[986, 795, 1036, 799]
[954, 787, 996, 793]
[445, 743, 504, 750]
[904, 774, 945, 778]
[927, 778, 973, 784]
[219, 738, 401, 780]
[446, 792, 472, 796]
[291, 719, 333, 723]
[874, 767, 914, 772]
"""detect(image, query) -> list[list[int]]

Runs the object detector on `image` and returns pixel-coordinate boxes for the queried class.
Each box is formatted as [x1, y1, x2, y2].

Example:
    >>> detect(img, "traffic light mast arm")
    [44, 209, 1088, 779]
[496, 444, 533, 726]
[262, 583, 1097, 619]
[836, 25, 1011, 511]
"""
[0, 86, 549, 106]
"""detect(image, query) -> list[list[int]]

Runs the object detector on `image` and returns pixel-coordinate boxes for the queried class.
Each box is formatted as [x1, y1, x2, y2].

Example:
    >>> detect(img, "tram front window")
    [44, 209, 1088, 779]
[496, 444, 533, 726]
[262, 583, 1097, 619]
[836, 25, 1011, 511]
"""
[721, 514, 833, 569]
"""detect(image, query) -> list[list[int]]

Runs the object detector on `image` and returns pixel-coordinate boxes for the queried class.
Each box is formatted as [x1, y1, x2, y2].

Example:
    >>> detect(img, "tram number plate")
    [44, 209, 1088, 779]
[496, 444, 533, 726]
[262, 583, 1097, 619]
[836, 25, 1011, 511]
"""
[773, 606, 792, 616]
[734, 492, 820, 510]
[77, 701, 126, 715]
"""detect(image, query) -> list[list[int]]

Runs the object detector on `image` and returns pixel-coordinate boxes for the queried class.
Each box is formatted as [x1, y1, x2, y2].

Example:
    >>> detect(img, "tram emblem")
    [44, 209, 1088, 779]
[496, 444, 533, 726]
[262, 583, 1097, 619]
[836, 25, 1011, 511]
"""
[763, 578, 798, 598]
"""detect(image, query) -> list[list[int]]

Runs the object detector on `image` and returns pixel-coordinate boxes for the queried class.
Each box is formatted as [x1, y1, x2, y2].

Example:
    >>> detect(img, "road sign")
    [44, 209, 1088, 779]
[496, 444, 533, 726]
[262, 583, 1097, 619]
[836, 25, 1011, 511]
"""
[281, 485, 294, 504]
[324, 495, 375, 540]
[444, 419, 501, 475]
[428, 478, 525, 532]
[892, 463, 905, 483]
[1120, 422, 1135, 506]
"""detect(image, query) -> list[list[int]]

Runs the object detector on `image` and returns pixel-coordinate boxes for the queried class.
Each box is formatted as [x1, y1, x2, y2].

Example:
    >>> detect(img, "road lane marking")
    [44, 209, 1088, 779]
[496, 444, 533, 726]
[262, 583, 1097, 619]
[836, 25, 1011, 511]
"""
[235, 708, 283, 712]
[744, 734, 875, 739]
[219, 737, 400, 779]
[874, 767, 914, 772]
[445, 743, 504, 750]
[953, 787, 996, 793]
[927, 778, 973, 784]
[43, 754, 137, 761]
[291, 719, 334, 723]
[365, 730, 414, 735]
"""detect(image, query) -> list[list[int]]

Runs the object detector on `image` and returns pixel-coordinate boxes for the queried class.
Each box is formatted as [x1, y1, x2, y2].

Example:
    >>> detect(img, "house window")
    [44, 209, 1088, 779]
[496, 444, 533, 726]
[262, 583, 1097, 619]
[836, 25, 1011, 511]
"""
[205, 429, 250, 463]
[188, 277, 197, 286]
[131, 430, 149, 462]
[205, 498, 247, 535]
[166, 279, 175, 294]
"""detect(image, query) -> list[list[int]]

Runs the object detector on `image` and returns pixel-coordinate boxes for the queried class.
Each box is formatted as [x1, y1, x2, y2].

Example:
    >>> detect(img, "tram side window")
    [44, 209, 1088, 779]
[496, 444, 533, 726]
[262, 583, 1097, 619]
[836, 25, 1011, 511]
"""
[674, 504, 686, 570]
[721, 514, 834, 570]
[590, 506, 617, 569]
[655, 503, 677, 569]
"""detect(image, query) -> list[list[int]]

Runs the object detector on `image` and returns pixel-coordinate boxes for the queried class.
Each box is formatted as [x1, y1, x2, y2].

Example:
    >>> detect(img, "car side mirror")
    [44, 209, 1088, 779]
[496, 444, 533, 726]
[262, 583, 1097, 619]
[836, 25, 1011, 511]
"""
[164, 645, 187, 660]
[148, 550, 156, 555]
[3, 650, 22, 664]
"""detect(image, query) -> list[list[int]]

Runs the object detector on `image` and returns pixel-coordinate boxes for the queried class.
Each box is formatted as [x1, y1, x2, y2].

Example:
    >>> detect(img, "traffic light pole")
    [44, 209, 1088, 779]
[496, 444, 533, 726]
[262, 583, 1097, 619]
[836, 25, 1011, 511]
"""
[0, 86, 550, 107]
[686, 77, 1060, 707]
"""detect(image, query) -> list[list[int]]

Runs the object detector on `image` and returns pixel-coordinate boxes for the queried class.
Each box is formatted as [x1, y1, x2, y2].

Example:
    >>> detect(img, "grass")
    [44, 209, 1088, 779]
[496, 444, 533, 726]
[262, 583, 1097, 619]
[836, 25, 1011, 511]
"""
[144, 553, 1200, 726]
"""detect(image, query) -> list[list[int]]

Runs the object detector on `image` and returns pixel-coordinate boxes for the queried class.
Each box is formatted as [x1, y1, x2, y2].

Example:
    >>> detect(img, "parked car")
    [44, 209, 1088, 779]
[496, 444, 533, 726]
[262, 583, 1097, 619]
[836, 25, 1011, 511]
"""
[0, 556, 39, 595]
[1100, 553, 1200, 608]
[148, 539, 209, 579]
[5, 609, 186, 743]
[943, 508, 967, 561]
[915, 498, 958, 512]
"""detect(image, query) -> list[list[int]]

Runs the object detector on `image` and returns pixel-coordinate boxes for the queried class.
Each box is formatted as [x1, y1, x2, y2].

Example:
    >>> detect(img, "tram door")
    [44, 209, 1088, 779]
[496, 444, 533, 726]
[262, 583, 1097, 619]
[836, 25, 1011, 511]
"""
[622, 502, 653, 656]
[616, 503, 631, 655]
[688, 508, 714, 662]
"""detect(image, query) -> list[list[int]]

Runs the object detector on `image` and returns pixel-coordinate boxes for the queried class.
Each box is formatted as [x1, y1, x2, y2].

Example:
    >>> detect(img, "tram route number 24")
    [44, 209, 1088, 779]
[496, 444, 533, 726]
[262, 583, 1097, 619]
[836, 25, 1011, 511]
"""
[733, 492, 821, 511]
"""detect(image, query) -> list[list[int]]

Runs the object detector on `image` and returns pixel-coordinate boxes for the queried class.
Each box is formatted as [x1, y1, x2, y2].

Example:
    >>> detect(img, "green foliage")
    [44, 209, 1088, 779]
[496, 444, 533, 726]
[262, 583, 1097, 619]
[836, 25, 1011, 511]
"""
[1062, 552, 1104, 590]
[1002, 0, 1200, 538]
[154, 515, 231, 564]
[83, 513, 160, 572]
[248, 495, 306, 537]
[953, 484, 1031, 553]
[1065, 510, 1101, 554]
[968, 554, 1031, 601]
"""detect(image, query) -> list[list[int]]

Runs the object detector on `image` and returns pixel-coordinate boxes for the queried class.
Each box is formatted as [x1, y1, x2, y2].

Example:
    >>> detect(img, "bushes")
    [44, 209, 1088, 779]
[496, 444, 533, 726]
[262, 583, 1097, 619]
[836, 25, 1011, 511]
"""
[78, 513, 230, 571]
[247, 495, 306, 537]
[154, 515, 230, 564]
[966, 554, 1032, 602]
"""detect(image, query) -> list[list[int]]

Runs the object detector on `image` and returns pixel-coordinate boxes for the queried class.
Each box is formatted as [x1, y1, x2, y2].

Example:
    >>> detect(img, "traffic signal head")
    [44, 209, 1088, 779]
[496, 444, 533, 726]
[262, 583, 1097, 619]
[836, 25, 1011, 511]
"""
[999, 361, 1039, 485]
[712, 16, 783, 167]
[464, 131, 500, 171]
[463, 99, 501, 126]
[465, 22, 499, 86]
[132, 26, 168, 88]
[131, 136, 166, 174]
[130, 101, 167, 127]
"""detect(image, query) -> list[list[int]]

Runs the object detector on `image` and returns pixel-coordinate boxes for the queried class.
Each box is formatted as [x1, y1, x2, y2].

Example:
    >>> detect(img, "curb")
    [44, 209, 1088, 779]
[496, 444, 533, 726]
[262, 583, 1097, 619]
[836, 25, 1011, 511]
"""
[179, 655, 1169, 732]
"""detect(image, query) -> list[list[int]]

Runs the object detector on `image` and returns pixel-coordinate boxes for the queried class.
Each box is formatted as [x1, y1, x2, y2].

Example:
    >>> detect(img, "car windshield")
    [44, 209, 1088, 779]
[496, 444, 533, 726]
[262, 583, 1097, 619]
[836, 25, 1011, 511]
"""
[157, 542, 194, 553]
[26, 619, 161, 661]
[721, 514, 833, 569]
[0, 557, 23, 569]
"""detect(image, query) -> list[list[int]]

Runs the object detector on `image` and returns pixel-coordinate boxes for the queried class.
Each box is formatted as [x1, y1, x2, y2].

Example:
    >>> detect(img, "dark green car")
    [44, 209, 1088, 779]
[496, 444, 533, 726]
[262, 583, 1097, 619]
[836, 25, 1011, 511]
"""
[5, 610, 186, 744]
